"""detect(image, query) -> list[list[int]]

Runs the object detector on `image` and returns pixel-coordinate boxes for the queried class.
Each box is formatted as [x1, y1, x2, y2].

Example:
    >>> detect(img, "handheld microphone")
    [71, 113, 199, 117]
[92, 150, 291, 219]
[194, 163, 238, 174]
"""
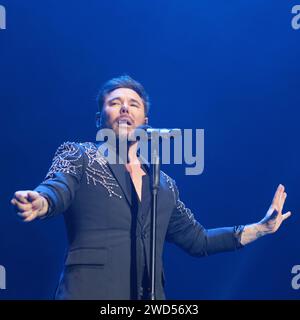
[135, 125, 181, 139]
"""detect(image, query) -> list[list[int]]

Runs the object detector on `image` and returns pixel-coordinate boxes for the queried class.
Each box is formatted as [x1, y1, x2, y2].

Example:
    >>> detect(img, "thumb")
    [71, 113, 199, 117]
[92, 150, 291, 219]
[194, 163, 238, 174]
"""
[282, 211, 292, 221]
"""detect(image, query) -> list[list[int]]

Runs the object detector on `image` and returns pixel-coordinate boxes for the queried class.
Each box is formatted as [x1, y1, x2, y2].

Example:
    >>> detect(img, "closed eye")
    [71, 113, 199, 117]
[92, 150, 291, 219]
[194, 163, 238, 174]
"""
[110, 102, 121, 107]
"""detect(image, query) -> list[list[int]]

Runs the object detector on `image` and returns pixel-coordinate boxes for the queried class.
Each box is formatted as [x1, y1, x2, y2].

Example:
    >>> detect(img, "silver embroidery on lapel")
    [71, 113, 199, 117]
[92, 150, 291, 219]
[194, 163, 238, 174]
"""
[161, 170, 196, 224]
[161, 171, 175, 193]
[45, 142, 83, 180]
[80, 142, 122, 199]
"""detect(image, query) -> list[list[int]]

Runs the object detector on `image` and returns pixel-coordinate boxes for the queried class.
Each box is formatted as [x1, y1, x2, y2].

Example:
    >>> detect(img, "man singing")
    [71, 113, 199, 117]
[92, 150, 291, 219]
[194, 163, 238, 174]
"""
[11, 75, 291, 300]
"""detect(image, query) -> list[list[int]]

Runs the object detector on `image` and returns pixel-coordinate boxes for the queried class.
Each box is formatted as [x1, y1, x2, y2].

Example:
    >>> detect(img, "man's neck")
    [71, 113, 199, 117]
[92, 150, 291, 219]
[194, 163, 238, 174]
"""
[103, 138, 143, 167]
[127, 142, 140, 166]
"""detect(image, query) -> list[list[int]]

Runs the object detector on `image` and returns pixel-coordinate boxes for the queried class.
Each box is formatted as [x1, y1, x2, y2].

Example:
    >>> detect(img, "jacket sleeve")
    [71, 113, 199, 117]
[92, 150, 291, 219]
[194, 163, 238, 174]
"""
[34, 142, 85, 218]
[165, 179, 244, 257]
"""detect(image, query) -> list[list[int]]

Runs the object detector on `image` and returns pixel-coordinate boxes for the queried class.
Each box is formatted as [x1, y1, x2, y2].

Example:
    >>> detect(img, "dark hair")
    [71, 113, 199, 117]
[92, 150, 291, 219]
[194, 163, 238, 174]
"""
[97, 75, 150, 115]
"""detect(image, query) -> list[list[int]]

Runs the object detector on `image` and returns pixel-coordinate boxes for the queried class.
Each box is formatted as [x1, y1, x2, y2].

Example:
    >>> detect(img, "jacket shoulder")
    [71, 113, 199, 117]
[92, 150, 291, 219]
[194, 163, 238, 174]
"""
[54, 141, 84, 155]
[44, 142, 85, 180]
[55, 141, 99, 157]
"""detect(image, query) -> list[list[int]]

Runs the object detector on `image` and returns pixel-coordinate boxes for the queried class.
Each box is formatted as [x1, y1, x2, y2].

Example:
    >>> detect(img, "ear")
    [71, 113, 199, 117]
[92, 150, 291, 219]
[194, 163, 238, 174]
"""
[144, 117, 148, 124]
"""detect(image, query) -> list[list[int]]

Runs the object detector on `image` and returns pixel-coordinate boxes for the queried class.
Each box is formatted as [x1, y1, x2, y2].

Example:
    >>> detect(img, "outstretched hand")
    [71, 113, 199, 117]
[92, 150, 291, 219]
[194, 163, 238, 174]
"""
[258, 184, 292, 234]
[240, 184, 292, 246]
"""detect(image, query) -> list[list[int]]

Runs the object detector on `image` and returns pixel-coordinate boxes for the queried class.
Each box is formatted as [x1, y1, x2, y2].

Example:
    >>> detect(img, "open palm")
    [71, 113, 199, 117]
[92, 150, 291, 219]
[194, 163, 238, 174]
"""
[259, 184, 291, 234]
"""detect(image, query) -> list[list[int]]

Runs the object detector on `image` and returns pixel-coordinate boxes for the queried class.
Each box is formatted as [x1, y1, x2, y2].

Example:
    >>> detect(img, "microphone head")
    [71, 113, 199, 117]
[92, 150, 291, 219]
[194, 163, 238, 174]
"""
[135, 124, 152, 131]
[133, 125, 181, 140]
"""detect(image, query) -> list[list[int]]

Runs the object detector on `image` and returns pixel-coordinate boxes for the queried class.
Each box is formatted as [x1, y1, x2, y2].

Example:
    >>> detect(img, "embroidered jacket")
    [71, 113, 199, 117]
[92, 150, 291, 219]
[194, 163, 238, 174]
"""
[35, 141, 243, 300]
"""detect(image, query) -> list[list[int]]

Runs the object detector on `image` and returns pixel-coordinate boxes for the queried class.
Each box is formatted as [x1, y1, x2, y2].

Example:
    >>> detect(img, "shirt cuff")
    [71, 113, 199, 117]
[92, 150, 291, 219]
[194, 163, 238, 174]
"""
[233, 225, 245, 249]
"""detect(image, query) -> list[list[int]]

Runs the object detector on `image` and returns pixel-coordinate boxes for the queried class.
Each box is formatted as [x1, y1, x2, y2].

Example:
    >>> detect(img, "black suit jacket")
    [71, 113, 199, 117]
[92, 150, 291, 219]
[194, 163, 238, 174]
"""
[35, 141, 243, 300]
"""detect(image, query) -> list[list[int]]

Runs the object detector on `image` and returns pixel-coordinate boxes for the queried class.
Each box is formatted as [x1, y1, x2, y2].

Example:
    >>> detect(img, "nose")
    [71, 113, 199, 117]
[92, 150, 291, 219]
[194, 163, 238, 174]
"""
[120, 104, 129, 114]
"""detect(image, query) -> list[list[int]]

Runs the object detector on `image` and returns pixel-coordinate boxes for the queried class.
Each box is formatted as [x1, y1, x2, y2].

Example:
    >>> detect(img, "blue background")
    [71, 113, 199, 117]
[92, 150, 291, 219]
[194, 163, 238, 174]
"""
[0, 0, 299, 299]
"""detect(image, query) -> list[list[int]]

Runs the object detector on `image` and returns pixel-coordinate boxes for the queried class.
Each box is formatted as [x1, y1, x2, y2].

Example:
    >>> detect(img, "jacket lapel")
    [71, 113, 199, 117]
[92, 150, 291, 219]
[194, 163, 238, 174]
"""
[107, 162, 133, 207]
[95, 141, 133, 207]
[94, 141, 154, 227]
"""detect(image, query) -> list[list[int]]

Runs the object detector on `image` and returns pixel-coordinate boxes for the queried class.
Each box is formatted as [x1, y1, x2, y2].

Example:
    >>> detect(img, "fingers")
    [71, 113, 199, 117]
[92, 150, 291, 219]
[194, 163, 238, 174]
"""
[23, 212, 38, 222]
[16, 210, 32, 219]
[272, 184, 285, 211]
[273, 184, 284, 202]
[13, 190, 39, 204]
[27, 191, 40, 202]
[279, 192, 287, 212]
[15, 207, 39, 222]
[11, 192, 40, 223]
[11, 198, 32, 212]
[14, 191, 30, 204]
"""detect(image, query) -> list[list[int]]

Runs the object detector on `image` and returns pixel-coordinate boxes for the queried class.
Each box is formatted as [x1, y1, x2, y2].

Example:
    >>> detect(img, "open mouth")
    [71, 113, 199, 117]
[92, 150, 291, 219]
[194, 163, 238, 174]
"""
[118, 118, 133, 126]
